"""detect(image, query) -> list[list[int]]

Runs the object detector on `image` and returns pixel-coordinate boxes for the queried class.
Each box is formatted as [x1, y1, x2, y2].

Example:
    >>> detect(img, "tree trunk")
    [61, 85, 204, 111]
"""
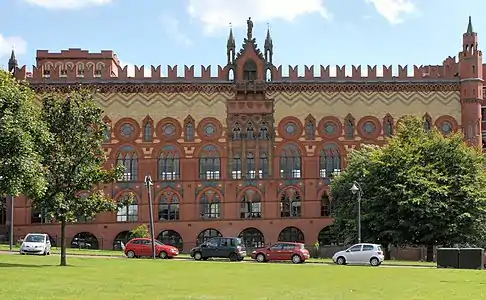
[60, 219, 67, 266]
[383, 243, 391, 260]
[426, 244, 434, 262]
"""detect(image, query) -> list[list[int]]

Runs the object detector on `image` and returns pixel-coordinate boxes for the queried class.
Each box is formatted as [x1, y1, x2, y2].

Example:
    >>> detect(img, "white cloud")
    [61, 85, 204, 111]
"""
[365, 0, 416, 24]
[24, 0, 112, 9]
[119, 62, 153, 78]
[187, 0, 332, 34]
[160, 14, 192, 46]
[0, 34, 27, 61]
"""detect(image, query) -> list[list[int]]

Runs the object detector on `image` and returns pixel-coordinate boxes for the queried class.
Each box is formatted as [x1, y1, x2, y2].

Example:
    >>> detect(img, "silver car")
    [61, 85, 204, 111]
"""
[332, 243, 384, 266]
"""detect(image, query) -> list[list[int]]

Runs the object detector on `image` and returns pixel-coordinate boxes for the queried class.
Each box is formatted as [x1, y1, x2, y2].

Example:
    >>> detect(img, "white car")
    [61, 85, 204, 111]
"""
[332, 243, 384, 266]
[20, 233, 51, 256]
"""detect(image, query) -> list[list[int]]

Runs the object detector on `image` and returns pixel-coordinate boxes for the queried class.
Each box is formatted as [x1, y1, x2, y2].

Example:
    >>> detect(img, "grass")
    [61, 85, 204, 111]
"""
[0, 255, 484, 300]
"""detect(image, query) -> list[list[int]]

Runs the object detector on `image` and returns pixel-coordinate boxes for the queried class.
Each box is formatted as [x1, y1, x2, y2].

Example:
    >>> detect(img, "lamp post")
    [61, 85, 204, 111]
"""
[144, 175, 156, 259]
[350, 181, 363, 243]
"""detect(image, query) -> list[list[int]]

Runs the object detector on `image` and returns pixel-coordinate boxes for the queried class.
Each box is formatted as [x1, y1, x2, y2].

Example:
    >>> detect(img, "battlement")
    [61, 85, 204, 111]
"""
[13, 61, 461, 83]
[36, 48, 119, 63]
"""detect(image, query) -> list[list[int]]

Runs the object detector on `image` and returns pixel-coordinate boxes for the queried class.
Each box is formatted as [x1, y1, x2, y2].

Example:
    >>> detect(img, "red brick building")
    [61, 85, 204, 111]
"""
[1, 18, 483, 251]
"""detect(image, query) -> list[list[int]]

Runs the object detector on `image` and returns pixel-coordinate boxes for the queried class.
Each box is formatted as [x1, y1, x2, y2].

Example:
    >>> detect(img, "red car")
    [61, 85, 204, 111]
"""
[251, 242, 310, 264]
[124, 238, 179, 259]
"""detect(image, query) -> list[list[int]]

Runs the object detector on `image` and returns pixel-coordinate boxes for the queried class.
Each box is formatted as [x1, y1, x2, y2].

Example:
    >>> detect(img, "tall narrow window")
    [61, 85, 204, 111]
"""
[424, 114, 432, 132]
[243, 59, 257, 81]
[280, 188, 301, 218]
[246, 152, 257, 179]
[279, 144, 301, 179]
[116, 146, 138, 181]
[158, 191, 180, 221]
[199, 190, 221, 219]
[198, 145, 221, 180]
[258, 121, 269, 140]
[304, 115, 315, 140]
[143, 122, 153, 142]
[240, 189, 262, 219]
[383, 115, 394, 137]
[344, 114, 355, 139]
[232, 122, 241, 140]
[184, 116, 195, 142]
[232, 154, 242, 179]
[260, 152, 269, 178]
[246, 122, 255, 140]
[158, 145, 180, 180]
[320, 192, 331, 217]
[319, 144, 341, 178]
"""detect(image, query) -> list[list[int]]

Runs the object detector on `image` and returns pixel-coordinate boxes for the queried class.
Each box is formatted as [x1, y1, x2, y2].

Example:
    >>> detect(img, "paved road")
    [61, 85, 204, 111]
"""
[0, 250, 434, 268]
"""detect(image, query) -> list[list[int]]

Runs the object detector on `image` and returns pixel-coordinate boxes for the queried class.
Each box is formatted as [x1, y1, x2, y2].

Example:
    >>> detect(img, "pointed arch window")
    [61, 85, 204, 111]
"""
[232, 122, 241, 140]
[198, 145, 221, 180]
[260, 152, 269, 178]
[158, 191, 180, 221]
[345, 115, 355, 139]
[184, 116, 195, 142]
[199, 190, 221, 219]
[321, 192, 331, 217]
[258, 121, 270, 140]
[319, 144, 341, 178]
[143, 121, 153, 142]
[383, 115, 394, 137]
[158, 145, 180, 180]
[231, 154, 242, 179]
[243, 59, 257, 81]
[76, 63, 84, 77]
[117, 193, 138, 222]
[280, 188, 301, 218]
[424, 115, 432, 132]
[279, 144, 301, 179]
[246, 152, 258, 179]
[240, 189, 262, 219]
[246, 122, 255, 140]
[116, 146, 138, 181]
[305, 119, 315, 140]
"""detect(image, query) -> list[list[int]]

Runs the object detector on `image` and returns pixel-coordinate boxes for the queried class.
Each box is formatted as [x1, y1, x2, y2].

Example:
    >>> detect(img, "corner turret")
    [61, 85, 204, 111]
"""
[227, 24, 236, 65]
[264, 24, 273, 65]
[8, 49, 18, 74]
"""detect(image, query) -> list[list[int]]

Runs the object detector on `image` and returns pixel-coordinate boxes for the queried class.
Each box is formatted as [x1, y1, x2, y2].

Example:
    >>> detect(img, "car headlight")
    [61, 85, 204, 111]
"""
[252, 251, 256, 254]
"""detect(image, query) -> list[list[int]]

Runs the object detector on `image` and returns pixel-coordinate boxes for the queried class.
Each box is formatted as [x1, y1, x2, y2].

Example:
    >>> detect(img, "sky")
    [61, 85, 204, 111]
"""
[0, 0, 485, 77]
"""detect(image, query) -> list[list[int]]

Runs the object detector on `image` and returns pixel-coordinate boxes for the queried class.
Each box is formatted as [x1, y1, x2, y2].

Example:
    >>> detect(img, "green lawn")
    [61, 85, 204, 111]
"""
[0, 255, 483, 300]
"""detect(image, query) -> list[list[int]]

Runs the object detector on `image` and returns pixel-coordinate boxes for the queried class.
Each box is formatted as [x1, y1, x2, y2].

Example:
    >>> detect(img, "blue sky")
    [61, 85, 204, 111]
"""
[0, 0, 485, 76]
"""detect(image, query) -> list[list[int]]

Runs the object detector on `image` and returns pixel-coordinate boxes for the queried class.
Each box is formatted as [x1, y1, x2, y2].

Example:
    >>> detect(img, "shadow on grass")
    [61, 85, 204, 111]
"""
[0, 262, 55, 268]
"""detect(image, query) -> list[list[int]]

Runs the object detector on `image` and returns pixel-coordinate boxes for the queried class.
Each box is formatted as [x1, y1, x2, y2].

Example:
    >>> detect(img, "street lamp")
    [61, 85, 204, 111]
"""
[350, 181, 363, 243]
[144, 175, 156, 259]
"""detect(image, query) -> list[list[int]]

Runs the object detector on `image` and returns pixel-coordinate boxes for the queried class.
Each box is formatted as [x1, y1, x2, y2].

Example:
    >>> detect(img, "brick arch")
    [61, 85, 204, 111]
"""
[155, 117, 183, 141]
[155, 187, 183, 203]
[236, 186, 263, 201]
[317, 116, 343, 140]
[113, 117, 141, 142]
[275, 141, 305, 156]
[151, 142, 186, 158]
[196, 117, 223, 141]
[193, 142, 223, 157]
[278, 186, 303, 199]
[357, 116, 382, 140]
[196, 187, 224, 202]
[314, 142, 345, 157]
[114, 189, 141, 203]
[277, 116, 304, 141]
[110, 143, 143, 159]
[434, 115, 459, 134]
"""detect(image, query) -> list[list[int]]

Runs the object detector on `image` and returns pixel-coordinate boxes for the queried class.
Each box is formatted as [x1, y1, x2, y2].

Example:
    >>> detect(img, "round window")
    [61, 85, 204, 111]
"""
[284, 122, 297, 135]
[121, 124, 134, 137]
[324, 122, 336, 135]
[163, 124, 176, 136]
[204, 124, 216, 136]
[363, 121, 376, 134]
[441, 121, 453, 134]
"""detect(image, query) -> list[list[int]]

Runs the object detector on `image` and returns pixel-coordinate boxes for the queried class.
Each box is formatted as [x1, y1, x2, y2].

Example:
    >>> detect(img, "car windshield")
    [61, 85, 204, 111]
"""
[24, 235, 45, 243]
[299, 244, 306, 249]
[155, 240, 164, 246]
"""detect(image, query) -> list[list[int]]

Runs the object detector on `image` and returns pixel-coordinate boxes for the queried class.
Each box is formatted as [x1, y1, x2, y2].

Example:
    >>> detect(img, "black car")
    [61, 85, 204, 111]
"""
[190, 237, 246, 261]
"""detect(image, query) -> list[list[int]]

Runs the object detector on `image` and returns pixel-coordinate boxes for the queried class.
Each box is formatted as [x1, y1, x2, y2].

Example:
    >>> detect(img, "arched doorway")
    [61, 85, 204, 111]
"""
[278, 226, 305, 243]
[157, 230, 183, 251]
[113, 231, 131, 250]
[196, 228, 222, 246]
[71, 232, 99, 249]
[317, 226, 339, 246]
[238, 227, 265, 250]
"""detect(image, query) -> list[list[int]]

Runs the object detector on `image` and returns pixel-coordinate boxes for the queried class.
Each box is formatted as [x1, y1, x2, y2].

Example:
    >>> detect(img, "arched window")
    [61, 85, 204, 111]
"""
[232, 122, 241, 140]
[319, 144, 341, 178]
[198, 145, 221, 180]
[383, 115, 394, 137]
[76, 63, 84, 77]
[278, 226, 304, 243]
[345, 115, 355, 139]
[260, 152, 269, 179]
[279, 144, 301, 179]
[239, 228, 265, 248]
[305, 115, 315, 140]
[246, 152, 257, 179]
[158, 191, 180, 221]
[246, 122, 255, 140]
[240, 189, 262, 219]
[116, 146, 138, 181]
[117, 192, 138, 222]
[317, 226, 339, 246]
[199, 189, 221, 219]
[71, 232, 99, 249]
[143, 122, 153, 142]
[94, 62, 104, 77]
[258, 121, 269, 140]
[30, 205, 52, 224]
[231, 154, 242, 179]
[196, 228, 222, 245]
[184, 116, 195, 142]
[321, 192, 331, 217]
[103, 123, 111, 143]
[157, 230, 183, 251]
[280, 188, 301, 218]
[158, 145, 180, 180]
[424, 114, 432, 132]
[243, 59, 257, 81]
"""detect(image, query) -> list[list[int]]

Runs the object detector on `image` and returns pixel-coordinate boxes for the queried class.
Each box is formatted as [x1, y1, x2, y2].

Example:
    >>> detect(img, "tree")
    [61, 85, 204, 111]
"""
[130, 224, 150, 239]
[33, 89, 132, 266]
[0, 70, 48, 199]
[330, 116, 486, 261]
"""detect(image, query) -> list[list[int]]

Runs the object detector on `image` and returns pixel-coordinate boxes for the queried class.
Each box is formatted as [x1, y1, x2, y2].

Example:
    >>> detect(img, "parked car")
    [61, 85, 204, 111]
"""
[332, 243, 384, 266]
[251, 242, 310, 264]
[71, 238, 92, 249]
[190, 237, 246, 261]
[19, 233, 51, 256]
[124, 238, 179, 259]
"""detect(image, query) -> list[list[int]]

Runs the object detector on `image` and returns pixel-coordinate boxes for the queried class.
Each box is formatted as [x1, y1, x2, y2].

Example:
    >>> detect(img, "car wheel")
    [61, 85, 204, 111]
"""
[229, 253, 238, 262]
[291, 254, 302, 264]
[159, 251, 168, 259]
[126, 250, 136, 258]
[256, 253, 266, 263]
[42, 249, 47, 256]
[336, 256, 346, 265]
[194, 252, 203, 261]
[370, 257, 380, 267]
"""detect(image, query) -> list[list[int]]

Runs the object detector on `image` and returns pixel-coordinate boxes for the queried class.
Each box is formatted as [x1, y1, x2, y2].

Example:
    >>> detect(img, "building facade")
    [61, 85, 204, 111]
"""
[2, 18, 483, 251]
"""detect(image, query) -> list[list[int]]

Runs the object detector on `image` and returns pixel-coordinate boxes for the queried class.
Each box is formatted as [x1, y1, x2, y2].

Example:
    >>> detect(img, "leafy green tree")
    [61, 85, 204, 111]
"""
[33, 89, 132, 266]
[331, 116, 486, 261]
[0, 70, 48, 199]
[130, 224, 150, 239]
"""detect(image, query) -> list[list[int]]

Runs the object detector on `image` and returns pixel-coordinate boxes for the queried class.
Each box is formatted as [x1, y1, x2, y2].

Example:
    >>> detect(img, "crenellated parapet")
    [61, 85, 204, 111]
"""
[13, 58, 460, 83]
